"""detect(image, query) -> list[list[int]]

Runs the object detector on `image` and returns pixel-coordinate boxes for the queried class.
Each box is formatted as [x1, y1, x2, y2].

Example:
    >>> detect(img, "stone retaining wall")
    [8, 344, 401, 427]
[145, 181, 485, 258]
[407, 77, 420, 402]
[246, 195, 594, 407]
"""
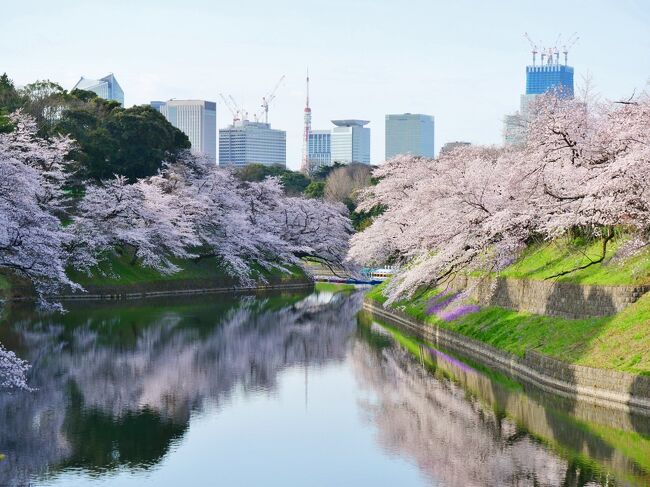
[363, 299, 650, 415]
[447, 275, 650, 318]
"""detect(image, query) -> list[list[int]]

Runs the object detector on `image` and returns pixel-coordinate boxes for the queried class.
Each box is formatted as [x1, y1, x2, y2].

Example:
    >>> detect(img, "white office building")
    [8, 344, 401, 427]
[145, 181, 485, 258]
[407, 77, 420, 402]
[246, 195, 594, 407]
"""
[385, 113, 434, 159]
[73, 73, 124, 106]
[330, 120, 370, 164]
[152, 99, 217, 162]
[219, 120, 286, 167]
[308, 130, 331, 172]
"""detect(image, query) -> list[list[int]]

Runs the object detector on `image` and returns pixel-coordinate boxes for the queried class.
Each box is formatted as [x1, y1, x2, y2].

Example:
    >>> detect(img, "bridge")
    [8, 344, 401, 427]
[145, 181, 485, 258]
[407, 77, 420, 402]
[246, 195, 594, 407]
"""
[302, 261, 394, 286]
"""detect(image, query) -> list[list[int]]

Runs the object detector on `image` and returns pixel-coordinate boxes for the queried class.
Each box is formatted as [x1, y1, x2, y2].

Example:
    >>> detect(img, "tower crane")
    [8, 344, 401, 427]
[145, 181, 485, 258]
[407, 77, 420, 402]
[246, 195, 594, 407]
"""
[219, 93, 240, 123]
[257, 75, 286, 124]
[524, 32, 539, 65]
[562, 33, 579, 65]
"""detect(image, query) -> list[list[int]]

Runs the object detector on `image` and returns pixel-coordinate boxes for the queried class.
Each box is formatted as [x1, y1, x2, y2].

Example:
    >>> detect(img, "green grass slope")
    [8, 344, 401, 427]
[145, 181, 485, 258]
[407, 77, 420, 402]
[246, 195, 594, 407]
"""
[367, 279, 650, 375]
[496, 237, 650, 285]
[66, 252, 309, 293]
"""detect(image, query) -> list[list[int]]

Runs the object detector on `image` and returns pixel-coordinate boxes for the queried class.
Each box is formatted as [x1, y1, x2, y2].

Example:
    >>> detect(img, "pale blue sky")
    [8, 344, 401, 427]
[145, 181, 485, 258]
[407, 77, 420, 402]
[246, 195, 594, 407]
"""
[2, 0, 650, 169]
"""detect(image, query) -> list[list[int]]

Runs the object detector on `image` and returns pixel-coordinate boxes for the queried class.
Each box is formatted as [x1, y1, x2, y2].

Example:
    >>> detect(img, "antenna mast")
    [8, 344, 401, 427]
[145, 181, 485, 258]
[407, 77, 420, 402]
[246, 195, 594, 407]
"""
[301, 70, 312, 174]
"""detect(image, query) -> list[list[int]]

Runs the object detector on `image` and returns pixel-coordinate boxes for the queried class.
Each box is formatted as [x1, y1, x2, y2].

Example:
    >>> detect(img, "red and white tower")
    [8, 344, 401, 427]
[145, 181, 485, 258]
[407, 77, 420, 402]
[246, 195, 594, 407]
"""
[300, 71, 312, 174]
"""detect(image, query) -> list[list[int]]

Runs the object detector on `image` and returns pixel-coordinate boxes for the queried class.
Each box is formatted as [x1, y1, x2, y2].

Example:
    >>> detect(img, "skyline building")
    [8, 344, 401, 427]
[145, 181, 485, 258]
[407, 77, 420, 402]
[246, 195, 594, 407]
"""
[330, 120, 370, 165]
[440, 141, 471, 155]
[504, 49, 575, 146]
[219, 120, 286, 167]
[526, 64, 574, 97]
[308, 130, 331, 172]
[152, 99, 217, 162]
[72, 73, 124, 106]
[385, 113, 435, 159]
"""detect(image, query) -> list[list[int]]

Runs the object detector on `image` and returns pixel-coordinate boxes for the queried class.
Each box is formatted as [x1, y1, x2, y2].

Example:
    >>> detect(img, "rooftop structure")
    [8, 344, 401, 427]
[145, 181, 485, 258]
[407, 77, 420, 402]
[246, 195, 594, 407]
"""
[72, 73, 124, 106]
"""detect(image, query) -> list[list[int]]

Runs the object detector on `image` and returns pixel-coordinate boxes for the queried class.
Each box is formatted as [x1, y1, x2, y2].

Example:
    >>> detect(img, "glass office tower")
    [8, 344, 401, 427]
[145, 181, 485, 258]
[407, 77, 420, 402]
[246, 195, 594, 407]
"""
[526, 64, 574, 97]
[153, 100, 217, 162]
[385, 113, 435, 159]
[308, 130, 331, 172]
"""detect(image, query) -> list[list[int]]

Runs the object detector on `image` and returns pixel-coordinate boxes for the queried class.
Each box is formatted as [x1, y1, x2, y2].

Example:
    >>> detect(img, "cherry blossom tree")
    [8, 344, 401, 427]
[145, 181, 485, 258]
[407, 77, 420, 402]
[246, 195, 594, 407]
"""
[0, 344, 31, 391]
[350, 87, 650, 304]
[155, 153, 353, 280]
[68, 174, 199, 275]
[71, 152, 353, 283]
[0, 112, 78, 302]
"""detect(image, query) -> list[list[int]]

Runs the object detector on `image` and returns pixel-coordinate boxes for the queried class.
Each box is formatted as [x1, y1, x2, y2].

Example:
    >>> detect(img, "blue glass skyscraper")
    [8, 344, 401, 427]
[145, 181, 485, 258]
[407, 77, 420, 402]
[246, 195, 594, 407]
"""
[526, 64, 574, 98]
[505, 50, 576, 145]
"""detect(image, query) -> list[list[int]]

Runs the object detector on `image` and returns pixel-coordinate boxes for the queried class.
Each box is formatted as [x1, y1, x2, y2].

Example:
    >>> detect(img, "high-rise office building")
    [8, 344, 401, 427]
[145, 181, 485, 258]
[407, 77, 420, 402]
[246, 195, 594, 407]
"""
[330, 120, 370, 164]
[219, 120, 286, 167]
[308, 130, 331, 172]
[526, 64, 574, 97]
[385, 113, 435, 159]
[504, 51, 575, 146]
[440, 141, 471, 155]
[73, 73, 124, 106]
[152, 100, 217, 162]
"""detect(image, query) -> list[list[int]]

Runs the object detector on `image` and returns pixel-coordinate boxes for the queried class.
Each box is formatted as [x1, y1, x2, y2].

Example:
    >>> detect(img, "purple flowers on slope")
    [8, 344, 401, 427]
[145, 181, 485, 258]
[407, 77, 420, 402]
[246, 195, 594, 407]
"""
[426, 290, 480, 322]
[426, 290, 459, 315]
[439, 304, 481, 322]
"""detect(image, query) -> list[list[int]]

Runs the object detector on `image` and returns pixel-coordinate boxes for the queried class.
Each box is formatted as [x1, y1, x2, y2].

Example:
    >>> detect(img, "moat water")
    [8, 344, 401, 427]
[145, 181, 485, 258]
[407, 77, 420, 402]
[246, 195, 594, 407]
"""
[0, 289, 649, 486]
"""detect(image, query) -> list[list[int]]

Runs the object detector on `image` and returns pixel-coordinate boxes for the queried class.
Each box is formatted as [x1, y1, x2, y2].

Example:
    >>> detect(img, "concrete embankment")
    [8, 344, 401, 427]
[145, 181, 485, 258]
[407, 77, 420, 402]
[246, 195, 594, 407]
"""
[363, 299, 650, 416]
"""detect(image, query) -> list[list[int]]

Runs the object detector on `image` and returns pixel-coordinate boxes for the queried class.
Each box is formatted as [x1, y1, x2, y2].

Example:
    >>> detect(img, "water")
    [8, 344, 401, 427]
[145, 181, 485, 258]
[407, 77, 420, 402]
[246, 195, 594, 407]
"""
[0, 289, 649, 486]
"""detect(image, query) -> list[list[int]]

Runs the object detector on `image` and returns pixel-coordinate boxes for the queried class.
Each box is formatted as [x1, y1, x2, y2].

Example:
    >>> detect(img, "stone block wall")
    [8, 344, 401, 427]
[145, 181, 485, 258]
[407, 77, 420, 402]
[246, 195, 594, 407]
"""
[447, 275, 650, 318]
[363, 300, 650, 415]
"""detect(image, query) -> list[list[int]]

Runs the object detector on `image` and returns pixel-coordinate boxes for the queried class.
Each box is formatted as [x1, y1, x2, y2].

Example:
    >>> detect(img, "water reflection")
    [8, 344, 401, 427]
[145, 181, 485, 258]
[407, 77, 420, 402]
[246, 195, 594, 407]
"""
[0, 291, 648, 486]
[356, 317, 650, 486]
[0, 290, 360, 485]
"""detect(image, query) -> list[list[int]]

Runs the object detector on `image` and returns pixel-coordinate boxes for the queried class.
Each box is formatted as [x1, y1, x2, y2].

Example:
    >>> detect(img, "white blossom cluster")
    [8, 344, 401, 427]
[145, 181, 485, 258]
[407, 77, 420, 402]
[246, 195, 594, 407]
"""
[0, 111, 353, 389]
[350, 91, 650, 304]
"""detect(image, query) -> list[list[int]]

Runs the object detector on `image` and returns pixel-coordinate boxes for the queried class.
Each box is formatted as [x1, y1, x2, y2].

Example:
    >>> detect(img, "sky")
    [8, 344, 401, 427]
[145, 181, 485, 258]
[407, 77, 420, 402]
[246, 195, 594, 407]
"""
[2, 0, 650, 170]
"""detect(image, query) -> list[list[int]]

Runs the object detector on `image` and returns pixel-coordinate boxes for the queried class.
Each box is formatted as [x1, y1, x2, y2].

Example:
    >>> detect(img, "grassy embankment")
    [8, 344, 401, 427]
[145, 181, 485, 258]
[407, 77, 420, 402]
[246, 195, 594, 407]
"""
[0, 274, 9, 299]
[0, 252, 311, 301]
[314, 282, 356, 293]
[367, 237, 650, 375]
[66, 252, 310, 294]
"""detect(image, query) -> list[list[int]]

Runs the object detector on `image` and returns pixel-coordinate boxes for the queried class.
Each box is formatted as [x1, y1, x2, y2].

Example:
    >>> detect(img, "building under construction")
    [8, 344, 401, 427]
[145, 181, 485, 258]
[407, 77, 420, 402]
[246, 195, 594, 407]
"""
[219, 120, 286, 167]
[504, 33, 578, 145]
[218, 77, 287, 167]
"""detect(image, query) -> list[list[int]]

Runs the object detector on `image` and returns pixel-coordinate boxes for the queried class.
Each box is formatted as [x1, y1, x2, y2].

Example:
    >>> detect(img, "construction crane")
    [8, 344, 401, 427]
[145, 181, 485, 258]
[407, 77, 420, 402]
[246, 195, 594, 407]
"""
[524, 32, 539, 65]
[562, 32, 579, 65]
[257, 75, 285, 124]
[219, 93, 240, 123]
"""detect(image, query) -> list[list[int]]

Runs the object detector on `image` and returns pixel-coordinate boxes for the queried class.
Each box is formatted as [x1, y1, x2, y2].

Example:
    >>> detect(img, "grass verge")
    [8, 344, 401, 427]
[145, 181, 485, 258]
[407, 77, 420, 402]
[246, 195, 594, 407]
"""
[366, 281, 650, 375]
[314, 282, 356, 293]
[494, 236, 650, 285]
[67, 252, 307, 290]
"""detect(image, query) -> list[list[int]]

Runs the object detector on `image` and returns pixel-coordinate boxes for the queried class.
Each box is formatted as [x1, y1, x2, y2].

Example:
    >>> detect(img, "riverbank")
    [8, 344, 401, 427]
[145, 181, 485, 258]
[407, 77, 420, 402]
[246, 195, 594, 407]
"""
[1, 254, 313, 303]
[367, 278, 650, 376]
[363, 237, 650, 412]
[363, 298, 650, 415]
[359, 314, 650, 485]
